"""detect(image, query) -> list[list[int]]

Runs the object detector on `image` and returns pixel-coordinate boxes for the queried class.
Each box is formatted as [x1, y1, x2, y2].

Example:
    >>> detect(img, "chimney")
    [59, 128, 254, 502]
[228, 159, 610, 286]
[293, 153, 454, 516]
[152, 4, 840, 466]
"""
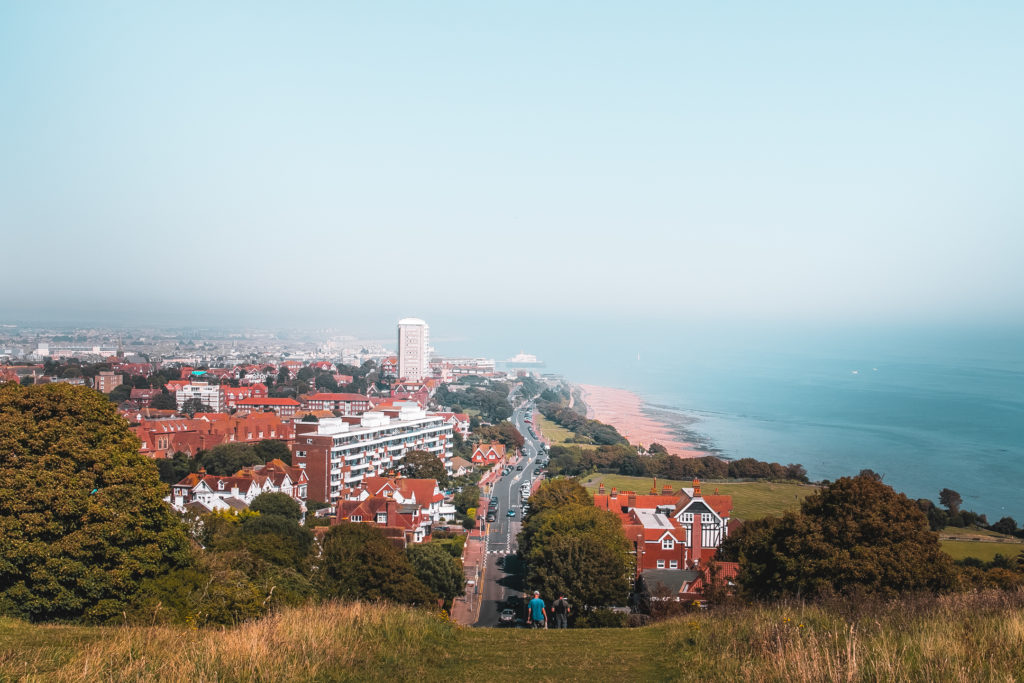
[693, 478, 702, 497]
[598, 483, 606, 495]
[662, 485, 673, 495]
[692, 512, 703, 567]
[611, 487, 618, 498]
[650, 477, 658, 495]
[627, 492, 637, 510]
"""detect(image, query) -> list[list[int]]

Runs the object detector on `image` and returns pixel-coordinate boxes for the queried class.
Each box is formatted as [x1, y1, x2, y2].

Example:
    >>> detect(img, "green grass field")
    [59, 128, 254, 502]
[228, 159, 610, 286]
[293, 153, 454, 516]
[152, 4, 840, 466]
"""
[581, 473, 817, 520]
[535, 413, 580, 446]
[940, 540, 1024, 562]
[6, 596, 1024, 681]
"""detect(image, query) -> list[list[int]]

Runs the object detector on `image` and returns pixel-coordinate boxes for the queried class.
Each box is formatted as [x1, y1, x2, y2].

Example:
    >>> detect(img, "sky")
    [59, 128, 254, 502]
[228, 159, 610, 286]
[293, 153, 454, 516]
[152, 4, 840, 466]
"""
[1, 2, 1022, 329]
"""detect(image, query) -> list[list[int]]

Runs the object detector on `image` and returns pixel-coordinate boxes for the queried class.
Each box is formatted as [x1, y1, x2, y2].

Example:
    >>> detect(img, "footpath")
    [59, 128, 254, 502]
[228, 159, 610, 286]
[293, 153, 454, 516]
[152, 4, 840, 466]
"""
[450, 462, 503, 626]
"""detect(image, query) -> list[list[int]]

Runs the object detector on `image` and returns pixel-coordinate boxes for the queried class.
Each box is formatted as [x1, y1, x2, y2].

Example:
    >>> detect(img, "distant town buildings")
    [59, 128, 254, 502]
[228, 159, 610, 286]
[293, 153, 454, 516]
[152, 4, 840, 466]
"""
[94, 370, 123, 394]
[175, 381, 225, 412]
[397, 318, 429, 381]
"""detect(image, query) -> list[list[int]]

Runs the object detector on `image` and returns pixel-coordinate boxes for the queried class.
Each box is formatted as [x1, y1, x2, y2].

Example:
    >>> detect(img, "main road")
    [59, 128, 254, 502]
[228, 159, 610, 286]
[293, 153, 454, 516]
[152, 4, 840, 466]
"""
[473, 395, 545, 627]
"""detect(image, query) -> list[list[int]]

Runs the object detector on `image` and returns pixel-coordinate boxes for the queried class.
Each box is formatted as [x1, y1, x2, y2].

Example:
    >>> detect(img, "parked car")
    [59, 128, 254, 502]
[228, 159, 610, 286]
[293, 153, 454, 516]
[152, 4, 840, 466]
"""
[499, 608, 516, 625]
[533, 468, 541, 475]
[486, 512, 496, 522]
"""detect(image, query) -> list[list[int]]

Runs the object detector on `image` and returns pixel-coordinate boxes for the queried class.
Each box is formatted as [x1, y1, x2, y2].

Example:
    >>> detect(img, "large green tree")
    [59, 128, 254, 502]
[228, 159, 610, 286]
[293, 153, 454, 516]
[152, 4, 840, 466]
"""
[407, 541, 464, 604]
[525, 478, 593, 517]
[317, 523, 435, 605]
[518, 480, 630, 610]
[400, 450, 448, 486]
[725, 474, 956, 600]
[0, 383, 191, 622]
[249, 491, 302, 522]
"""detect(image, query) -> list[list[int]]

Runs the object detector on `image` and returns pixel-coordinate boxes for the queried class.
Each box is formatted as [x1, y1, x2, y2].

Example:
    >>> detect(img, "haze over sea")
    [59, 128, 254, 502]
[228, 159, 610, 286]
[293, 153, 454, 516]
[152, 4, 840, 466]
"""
[437, 317, 1024, 522]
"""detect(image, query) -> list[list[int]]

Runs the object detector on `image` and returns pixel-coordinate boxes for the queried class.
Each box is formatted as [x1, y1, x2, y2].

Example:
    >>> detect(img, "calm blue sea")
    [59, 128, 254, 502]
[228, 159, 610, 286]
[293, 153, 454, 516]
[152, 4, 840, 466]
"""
[435, 318, 1024, 522]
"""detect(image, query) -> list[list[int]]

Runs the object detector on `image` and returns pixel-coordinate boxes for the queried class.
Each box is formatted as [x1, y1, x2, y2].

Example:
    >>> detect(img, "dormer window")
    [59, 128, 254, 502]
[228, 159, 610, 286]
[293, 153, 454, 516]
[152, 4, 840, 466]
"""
[376, 513, 387, 524]
[662, 538, 675, 550]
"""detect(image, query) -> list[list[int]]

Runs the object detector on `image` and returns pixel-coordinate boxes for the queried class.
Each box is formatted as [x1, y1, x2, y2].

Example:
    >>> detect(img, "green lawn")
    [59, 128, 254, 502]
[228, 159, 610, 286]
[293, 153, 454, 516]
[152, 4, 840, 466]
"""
[940, 540, 1024, 562]
[581, 473, 817, 520]
[535, 414, 579, 446]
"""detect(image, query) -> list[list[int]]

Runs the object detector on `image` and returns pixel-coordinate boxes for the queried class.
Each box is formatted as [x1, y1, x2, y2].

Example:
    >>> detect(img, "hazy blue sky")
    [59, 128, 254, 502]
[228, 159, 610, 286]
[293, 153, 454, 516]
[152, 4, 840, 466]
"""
[2, 2, 1022, 327]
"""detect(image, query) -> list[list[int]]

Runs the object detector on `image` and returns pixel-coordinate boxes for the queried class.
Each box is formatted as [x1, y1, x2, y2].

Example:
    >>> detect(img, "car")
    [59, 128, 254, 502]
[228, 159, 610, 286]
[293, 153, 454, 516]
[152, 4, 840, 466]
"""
[490, 496, 499, 504]
[533, 468, 541, 475]
[507, 508, 516, 518]
[486, 513, 496, 522]
[516, 464, 524, 471]
[499, 608, 515, 625]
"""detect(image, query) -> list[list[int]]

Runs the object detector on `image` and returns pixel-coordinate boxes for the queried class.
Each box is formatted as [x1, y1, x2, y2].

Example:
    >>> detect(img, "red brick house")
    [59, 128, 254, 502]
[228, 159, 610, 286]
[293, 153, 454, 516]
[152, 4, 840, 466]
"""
[471, 442, 507, 464]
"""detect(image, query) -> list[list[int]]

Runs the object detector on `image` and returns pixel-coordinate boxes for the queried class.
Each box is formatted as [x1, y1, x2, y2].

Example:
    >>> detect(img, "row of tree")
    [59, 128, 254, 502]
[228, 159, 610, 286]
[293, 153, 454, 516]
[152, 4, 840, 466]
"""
[547, 443, 809, 483]
[536, 400, 627, 446]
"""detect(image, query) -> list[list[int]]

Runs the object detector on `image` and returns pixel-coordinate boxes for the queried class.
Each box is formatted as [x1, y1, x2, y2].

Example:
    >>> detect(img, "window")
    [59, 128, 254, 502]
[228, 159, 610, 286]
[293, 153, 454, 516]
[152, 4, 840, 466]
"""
[682, 513, 693, 523]
[351, 515, 362, 522]
[669, 560, 678, 569]
[662, 538, 675, 550]
[376, 513, 387, 524]
[656, 560, 665, 569]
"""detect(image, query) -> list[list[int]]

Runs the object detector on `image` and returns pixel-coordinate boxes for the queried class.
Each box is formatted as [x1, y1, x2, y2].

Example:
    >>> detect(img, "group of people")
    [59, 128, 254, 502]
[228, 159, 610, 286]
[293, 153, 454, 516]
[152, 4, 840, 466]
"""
[526, 590, 571, 629]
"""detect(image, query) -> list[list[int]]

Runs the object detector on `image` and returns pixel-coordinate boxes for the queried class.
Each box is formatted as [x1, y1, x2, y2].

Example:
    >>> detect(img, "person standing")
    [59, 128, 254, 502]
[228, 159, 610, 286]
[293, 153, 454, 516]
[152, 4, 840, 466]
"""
[527, 590, 547, 629]
[553, 595, 570, 628]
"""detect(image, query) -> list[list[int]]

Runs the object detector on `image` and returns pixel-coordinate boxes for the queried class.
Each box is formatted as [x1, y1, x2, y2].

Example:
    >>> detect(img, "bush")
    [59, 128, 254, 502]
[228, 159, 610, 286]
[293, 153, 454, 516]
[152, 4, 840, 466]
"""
[575, 608, 627, 628]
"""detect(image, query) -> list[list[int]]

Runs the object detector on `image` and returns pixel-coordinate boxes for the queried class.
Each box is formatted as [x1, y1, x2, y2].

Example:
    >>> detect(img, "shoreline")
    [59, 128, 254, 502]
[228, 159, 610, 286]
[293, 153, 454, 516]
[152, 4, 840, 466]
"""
[575, 383, 713, 459]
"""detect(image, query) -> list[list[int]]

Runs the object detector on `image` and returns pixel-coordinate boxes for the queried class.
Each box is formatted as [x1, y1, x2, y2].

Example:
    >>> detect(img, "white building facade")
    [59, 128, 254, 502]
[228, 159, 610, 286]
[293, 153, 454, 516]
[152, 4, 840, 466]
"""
[397, 317, 429, 381]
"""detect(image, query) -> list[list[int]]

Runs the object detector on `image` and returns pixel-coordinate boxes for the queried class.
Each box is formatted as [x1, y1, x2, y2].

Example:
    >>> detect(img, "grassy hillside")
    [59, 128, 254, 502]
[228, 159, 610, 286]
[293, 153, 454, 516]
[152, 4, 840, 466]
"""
[581, 473, 817, 520]
[4, 594, 1024, 681]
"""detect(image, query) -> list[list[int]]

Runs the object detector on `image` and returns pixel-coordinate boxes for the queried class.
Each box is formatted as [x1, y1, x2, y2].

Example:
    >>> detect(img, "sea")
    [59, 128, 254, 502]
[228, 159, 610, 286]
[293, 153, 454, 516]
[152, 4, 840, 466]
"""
[435, 317, 1024, 522]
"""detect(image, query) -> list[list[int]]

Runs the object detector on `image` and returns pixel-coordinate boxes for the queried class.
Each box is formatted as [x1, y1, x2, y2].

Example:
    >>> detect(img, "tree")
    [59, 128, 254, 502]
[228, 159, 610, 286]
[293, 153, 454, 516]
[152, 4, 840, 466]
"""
[729, 475, 956, 600]
[990, 516, 1018, 536]
[108, 383, 132, 403]
[407, 542, 464, 604]
[453, 485, 480, 514]
[249, 491, 302, 521]
[475, 421, 524, 451]
[180, 397, 211, 417]
[157, 452, 195, 484]
[519, 503, 631, 610]
[526, 479, 593, 517]
[939, 488, 963, 514]
[0, 383, 190, 622]
[150, 389, 177, 410]
[253, 439, 291, 465]
[197, 443, 265, 476]
[400, 450, 448, 486]
[317, 523, 435, 605]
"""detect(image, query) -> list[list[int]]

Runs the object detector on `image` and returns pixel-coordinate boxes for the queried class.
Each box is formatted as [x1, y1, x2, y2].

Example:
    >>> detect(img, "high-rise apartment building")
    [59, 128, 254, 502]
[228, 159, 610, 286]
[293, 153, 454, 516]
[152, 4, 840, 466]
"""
[397, 317, 429, 381]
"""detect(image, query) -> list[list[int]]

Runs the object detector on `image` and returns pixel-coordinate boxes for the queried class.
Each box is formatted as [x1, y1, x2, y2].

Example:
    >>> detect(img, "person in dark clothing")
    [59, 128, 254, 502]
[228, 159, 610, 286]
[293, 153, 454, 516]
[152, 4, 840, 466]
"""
[553, 595, 570, 628]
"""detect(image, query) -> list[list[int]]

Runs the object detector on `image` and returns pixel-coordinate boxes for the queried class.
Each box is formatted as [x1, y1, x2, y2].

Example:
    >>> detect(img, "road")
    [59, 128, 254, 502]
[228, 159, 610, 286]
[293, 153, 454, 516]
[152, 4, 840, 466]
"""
[473, 395, 545, 627]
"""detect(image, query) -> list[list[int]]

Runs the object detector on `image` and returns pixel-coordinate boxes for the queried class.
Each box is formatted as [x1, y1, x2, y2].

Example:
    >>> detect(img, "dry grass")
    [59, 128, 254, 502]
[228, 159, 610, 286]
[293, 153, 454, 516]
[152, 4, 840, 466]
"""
[1, 602, 455, 682]
[4, 592, 1024, 682]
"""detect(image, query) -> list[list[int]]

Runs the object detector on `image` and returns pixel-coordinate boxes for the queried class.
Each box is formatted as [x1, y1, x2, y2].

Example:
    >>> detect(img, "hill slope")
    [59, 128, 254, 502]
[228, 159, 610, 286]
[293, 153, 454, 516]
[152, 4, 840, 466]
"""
[4, 593, 1024, 681]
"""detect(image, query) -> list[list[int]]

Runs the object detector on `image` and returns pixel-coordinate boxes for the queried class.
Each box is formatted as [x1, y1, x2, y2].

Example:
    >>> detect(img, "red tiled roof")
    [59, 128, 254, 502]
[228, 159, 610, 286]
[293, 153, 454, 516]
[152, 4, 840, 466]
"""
[304, 393, 370, 401]
[236, 397, 301, 406]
